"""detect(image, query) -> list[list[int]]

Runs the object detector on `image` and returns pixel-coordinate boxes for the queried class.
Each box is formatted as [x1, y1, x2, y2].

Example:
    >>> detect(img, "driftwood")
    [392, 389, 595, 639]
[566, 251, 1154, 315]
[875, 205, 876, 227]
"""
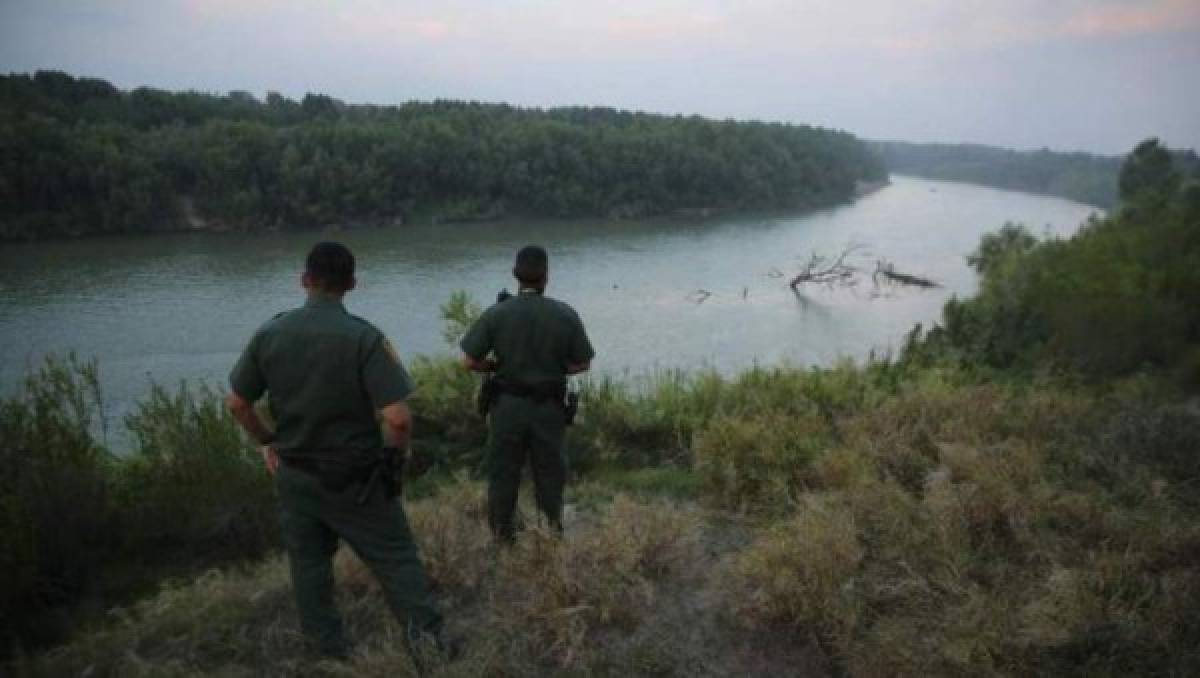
[788, 245, 865, 290]
[781, 245, 940, 294]
[873, 260, 940, 288]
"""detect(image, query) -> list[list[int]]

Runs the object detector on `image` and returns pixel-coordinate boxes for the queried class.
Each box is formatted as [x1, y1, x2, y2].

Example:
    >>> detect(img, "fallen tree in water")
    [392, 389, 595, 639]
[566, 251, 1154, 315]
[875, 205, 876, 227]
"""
[873, 259, 941, 288]
[786, 245, 940, 292]
[789, 245, 865, 290]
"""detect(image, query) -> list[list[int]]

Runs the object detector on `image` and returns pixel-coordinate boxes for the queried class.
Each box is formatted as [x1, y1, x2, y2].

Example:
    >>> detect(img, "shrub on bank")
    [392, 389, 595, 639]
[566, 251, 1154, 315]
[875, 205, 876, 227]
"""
[727, 494, 863, 643]
[118, 382, 278, 562]
[693, 411, 832, 512]
[912, 140, 1200, 387]
[720, 375, 1200, 677]
[406, 355, 487, 473]
[0, 357, 115, 646]
[0, 357, 272, 654]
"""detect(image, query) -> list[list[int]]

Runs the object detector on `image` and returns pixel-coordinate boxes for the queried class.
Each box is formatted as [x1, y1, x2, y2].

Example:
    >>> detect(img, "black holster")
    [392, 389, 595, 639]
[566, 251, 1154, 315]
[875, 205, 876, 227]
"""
[477, 374, 500, 418]
[356, 446, 401, 505]
[564, 391, 579, 426]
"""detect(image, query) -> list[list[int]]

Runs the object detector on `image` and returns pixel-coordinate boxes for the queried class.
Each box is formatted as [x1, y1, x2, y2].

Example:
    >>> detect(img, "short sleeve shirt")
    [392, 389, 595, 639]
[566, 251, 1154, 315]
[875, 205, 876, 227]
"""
[230, 295, 412, 452]
[460, 290, 595, 384]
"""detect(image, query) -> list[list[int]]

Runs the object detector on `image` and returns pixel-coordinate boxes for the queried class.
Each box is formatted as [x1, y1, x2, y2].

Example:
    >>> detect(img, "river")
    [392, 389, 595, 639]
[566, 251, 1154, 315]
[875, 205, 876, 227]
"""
[0, 176, 1099, 443]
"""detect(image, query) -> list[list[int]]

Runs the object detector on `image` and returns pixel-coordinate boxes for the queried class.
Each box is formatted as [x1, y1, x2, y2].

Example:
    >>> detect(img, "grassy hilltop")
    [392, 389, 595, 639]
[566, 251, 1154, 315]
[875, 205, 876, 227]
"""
[4, 140, 1200, 676]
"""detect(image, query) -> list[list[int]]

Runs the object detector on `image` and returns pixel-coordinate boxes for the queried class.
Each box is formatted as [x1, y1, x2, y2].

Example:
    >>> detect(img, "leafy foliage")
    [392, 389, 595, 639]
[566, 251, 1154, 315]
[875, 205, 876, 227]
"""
[1119, 138, 1179, 202]
[0, 70, 885, 240]
[872, 140, 1125, 207]
[911, 140, 1200, 386]
[437, 290, 482, 347]
[965, 221, 1038, 275]
[119, 382, 277, 561]
[0, 356, 114, 646]
[0, 358, 274, 654]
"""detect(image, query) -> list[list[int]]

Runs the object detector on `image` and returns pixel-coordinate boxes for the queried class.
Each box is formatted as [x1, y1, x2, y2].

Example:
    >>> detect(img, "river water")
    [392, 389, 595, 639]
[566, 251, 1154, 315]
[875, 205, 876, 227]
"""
[0, 176, 1099, 441]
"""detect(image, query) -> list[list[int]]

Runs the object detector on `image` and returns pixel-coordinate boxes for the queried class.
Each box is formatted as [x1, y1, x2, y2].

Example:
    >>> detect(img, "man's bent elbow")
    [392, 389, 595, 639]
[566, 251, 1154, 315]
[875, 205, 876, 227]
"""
[226, 392, 252, 415]
[567, 361, 591, 375]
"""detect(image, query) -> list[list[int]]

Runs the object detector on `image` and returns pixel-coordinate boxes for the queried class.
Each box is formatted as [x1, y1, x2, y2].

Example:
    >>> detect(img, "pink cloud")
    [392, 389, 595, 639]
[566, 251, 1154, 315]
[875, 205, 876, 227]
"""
[605, 14, 723, 43]
[1063, 0, 1200, 38]
[337, 12, 460, 42]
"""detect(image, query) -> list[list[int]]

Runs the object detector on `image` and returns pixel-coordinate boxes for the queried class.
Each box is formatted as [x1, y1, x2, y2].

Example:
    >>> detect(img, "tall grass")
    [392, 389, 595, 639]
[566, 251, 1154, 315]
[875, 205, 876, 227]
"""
[1, 357, 274, 655]
[119, 382, 278, 562]
[0, 356, 114, 647]
[720, 377, 1200, 676]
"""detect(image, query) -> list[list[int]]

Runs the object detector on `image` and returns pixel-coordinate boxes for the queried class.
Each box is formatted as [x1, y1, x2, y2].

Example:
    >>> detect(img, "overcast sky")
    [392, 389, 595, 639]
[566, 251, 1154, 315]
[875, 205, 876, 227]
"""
[2, 0, 1197, 154]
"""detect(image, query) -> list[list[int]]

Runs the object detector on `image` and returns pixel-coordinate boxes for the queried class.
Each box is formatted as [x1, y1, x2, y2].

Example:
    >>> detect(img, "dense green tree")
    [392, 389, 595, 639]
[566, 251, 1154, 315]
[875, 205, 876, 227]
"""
[966, 222, 1038, 275]
[1119, 138, 1178, 202]
[871, 140, 1123, 207]
[0, 71, 886, 240]
[910, 140, 1200, 387]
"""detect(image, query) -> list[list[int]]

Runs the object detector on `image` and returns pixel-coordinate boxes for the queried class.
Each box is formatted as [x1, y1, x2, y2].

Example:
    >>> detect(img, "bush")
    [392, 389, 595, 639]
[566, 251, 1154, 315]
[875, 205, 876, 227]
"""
[1, 361, 276, 653]
[693, 411, 832, 512]
[914, 140, 1200, 387]
[485, 494, 702, 668]
[726, 494, 863, 643]
[119, 382, 277, 562]
[0, 356, 114, 648]
[406, 355, 487, 472]
[407, 477, 492, 598]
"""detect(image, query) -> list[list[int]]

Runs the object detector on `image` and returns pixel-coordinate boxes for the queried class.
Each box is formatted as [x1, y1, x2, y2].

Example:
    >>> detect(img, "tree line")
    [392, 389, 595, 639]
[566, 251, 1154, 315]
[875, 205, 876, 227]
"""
[870, 140, 1133, 208]
[0, 71, 886, 241]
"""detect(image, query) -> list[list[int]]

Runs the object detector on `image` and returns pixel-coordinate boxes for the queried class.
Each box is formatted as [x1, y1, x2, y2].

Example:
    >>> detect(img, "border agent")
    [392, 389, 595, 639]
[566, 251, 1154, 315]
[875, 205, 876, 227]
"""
[226, 242, 443, 660]
[460, 245, 595, 541]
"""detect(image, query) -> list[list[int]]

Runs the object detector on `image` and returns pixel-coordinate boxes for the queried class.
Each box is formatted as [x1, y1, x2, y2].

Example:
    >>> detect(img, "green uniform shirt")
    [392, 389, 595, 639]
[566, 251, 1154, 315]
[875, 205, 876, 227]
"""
[460, 289, 595, 384]
[229, 295, 412, 453]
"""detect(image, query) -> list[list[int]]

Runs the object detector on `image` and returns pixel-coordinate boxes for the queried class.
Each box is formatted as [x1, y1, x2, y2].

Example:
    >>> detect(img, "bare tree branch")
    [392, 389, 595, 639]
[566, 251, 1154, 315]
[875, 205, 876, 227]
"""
[788, 243, 866, 290]
[872, 259, 940, 288]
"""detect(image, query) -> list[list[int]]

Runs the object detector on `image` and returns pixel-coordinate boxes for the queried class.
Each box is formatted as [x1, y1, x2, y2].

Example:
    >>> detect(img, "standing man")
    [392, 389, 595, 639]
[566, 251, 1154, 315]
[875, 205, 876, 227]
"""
[460, 245, 595, 542]
[226, 242, 443, 661]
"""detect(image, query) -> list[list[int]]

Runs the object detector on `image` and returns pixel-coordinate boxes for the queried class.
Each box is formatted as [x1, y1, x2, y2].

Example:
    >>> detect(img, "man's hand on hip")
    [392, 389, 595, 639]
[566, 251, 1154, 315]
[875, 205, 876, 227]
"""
[260, 444, 280, 475]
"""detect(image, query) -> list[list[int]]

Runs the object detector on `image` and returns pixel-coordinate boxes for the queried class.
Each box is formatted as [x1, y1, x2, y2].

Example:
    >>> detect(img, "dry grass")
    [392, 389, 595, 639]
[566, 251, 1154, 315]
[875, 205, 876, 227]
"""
[438, 493, 706, 672]
[726, 494, 863, 643]
[693, 411, 831, 512]
[19, 370, 1200, 677]
[27, 486, 723, 677]
[717, 377, 1200, 677]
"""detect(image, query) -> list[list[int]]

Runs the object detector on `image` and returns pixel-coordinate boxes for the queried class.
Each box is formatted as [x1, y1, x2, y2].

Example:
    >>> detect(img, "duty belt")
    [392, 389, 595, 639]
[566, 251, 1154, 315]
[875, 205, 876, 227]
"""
[493, 379, 566, 402]
[279, 447, 400, 503]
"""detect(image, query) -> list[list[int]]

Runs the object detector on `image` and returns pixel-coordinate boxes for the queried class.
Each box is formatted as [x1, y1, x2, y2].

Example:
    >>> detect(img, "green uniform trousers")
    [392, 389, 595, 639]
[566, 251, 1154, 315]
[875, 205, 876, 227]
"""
[276, 462, 442, 656]
[487, 394, 567, 541]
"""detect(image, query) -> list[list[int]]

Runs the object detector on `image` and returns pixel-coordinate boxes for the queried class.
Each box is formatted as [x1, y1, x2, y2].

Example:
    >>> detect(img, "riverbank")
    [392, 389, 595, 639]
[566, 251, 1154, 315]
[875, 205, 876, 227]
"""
[7, 353, 1200, 676]
[3, 176, 883, 244]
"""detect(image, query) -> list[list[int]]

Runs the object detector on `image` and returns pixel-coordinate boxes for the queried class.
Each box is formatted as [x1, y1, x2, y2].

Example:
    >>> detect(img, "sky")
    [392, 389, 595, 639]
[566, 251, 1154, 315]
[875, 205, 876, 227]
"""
[1, 0, 1198, 154]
